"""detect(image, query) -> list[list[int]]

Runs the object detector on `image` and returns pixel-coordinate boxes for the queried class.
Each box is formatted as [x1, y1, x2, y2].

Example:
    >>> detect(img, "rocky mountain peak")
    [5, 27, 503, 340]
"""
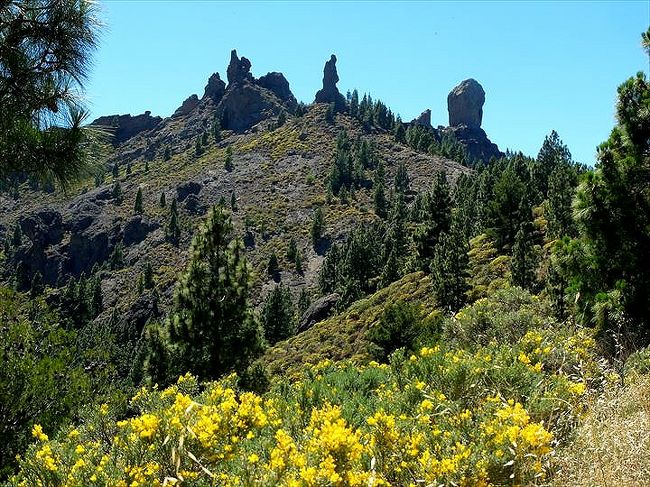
[411, 109, 432, 128]
[203, 72, 226, 101]
[447, 78, 485, 129]
[227, 49, 253, 86]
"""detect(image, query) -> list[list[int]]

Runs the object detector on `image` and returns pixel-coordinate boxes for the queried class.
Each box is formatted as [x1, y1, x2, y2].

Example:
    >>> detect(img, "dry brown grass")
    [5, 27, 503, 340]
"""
[551, 374, 650, 487]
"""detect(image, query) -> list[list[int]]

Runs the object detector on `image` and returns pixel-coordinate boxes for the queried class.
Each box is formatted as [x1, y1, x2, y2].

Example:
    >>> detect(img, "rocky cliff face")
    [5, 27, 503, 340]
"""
[91, 112, 162, 146]
[314, 54, 347, 111]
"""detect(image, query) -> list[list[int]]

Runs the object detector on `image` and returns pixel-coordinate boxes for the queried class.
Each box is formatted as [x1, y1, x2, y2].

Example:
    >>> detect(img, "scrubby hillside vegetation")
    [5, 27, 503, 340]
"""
[2, 1, 650, 484]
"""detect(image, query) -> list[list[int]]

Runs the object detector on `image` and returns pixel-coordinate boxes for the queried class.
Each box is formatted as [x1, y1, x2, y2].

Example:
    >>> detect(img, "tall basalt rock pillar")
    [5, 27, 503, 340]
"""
[314, 54, 347, 111]
[447, 78, 485, 129]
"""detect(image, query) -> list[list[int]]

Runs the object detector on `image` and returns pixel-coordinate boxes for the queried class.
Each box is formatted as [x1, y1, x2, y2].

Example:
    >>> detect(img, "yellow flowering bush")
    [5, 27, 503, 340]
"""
[9, 328, 602, 486]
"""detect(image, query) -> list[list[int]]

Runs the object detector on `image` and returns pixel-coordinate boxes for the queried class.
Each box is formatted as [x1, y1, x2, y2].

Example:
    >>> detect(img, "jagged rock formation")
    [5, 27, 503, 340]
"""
[314, 54, 347, 111]
[91, 112, 162, 146]
[445, 79, 503, 163]
[226, 50, 253, 85]
[411, 109, 432, 128]
[203, 72, 226, 100]
[298, 293, 340, 332]
[172, 94, 200, 118]
[448, 79, 485, 129]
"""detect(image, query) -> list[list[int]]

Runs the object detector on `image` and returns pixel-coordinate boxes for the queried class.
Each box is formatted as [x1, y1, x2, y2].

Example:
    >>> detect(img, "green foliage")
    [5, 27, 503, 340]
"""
[166, 198, 181, 245]
[159, 191, 166, 207]
[143, 262, 155, 289]
[267, 251, 279, 277]
[0, 288, 120, 479]
[294, 248, 303, 274]
[109, 242, 124, 270]
[329, 130, 353, 195]
[163, 146, 171, 161]
[546, 163, 578, 239]
[373, 162, 388, 219]
[414, 171, 452, 267]
[393, 160, 410, 194]
[195, 136, 204, 156]
[11, 223, 22, 247]
[298, 287, 311, 315]
[133, 187, 144, 214]
[443, 286, 555, 349]
[286, 236, 298, 262]
[325, 102, 335, 123]
[262, 284, 296, 345]
[465, 233, 510, 302]
[553, 56, 650, 344]
[0, 0, 102, 187]
[511, 220, 540, 292]
[112, 181, 123, 205]
[148, 206, 263, 383]
[368, 300, 432, 361]
[112, 162, 119, 178]
[230, 191, 237, 211]
[431, 226, 469, 312]
[224, 146, 234, 171]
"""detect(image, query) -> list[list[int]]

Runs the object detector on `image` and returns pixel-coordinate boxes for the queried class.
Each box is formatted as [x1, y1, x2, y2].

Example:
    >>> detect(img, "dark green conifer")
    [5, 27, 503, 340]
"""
[112, 181, 123, 205]
[224, 146, 234, 171]
[431, 226, 469, 312]
[262, 284, 295, 345]
[134, 187, 144, 214]
[311, 207, 324, 248]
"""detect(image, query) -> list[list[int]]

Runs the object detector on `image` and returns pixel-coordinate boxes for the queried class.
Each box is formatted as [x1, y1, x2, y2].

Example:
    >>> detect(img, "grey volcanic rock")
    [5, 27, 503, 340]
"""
[443, 125, 503, 163]
[412, 109, 432, 128]
[91, 112, 162, 146]
[176, 181, 202, 202]
[314, 54, 347, 111]
[123, 215, 160, 246]
[447, 79, 485, 129]
[298, 292, 340, 333]
[256, 72, 297, 108]
[172, 94, 199, 118]
[226, 50, 252, 86]
[219, 82, 284, 132]
[203, 72, 226, 101]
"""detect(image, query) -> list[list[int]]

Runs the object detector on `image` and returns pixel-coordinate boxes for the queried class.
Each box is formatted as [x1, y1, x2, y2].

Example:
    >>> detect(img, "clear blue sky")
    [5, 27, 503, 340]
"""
[87, 1, 649, 165]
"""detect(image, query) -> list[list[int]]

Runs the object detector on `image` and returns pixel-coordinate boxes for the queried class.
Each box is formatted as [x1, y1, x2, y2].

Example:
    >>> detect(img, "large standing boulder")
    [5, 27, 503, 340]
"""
[411, 109, 432, 128]
[314, 54, 347, 111]
[297, 293, 340, 333]
[256, 72, 297, 108]
[447, 79, 485, 129]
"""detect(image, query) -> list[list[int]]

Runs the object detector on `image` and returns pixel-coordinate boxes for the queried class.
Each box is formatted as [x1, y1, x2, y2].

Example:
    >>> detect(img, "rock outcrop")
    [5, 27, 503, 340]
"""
[298, 293, 340, 333]
[314, 54, 347, 111]
[411, 109, 432, 128]
[256, 72, 297, 108]
[444, 79, 503, 163]
[91, 112, 162, 146]
[172, 94, 200, 118]
[447, 79, 485, 129]
[226, 50, 253, 85]
[203, 72, 226, 101]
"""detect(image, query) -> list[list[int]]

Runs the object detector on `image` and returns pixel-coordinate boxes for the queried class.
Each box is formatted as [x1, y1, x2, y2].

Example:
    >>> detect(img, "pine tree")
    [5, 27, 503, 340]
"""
[126, 162, 132, 175]
[394, 120, 406, 144]
[230, 192, 237, 212]
[286, 237, 298, 262]
[414, 171, 452, 266]
[159, 192, 166, 207]
[349, 89, 359, 117]
[167, 198, 181, 245]
[373, 167, 388, 219]
[325, 103, 335, 124]
[267, 251, 279, 278]
[112, 163, 119, 179]
[311, 207, 325, 248]
[224, 146, 234, 171]
[152, 206, 263, 381]
[109, 243, 124, 270]
[511, 221, 539, 291]
[298, 288, 311, 315]
[431, 226, 469, 312]
[393, 160, 410, 194]
[212, 117, 221, 142]
[134, 187, 144, 214]
[262, 284, 295, 345]
[11, 224, 22, 247]
[112, 181, 123, 205]
[294, 249, 303, 274]
[91, 276, 103, 316]
[143, 262, 155, 289]
[144, 160, 149, 173]
[163, 146, 171, 161]
[30, 271, 44, 296]
[0, 0, 101, 186]
[201, 130, 209, 146]
[195, 137, 204, 156]
[137, 273, 144, 295]
[547, 164, 577, 238]
[276, 110, 287, 128]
